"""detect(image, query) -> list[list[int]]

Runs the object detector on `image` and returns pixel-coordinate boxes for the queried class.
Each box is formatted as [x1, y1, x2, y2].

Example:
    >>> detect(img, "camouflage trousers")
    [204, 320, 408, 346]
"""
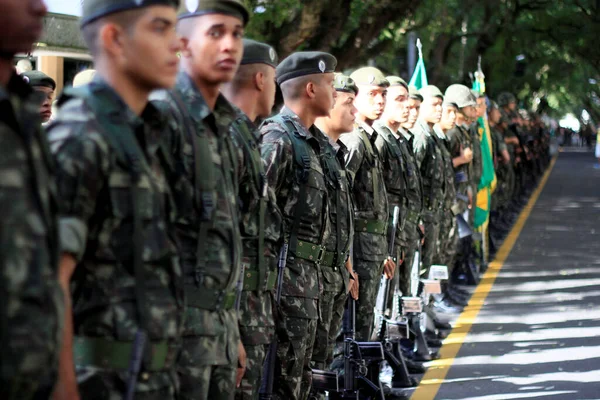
[311, 266, 348, 370]
[400, 221, 421, 297]
[421, 213, 441, 276]
[354, 258, 385, 341]
[434, 211, 458, 274]
[76, 367, 176, 400]
[236, 289, 275, 400]
[272, 297, 318, 400]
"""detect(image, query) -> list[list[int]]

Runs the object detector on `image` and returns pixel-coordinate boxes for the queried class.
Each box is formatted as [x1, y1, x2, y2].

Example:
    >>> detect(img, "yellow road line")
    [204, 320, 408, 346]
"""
[410, 155, 558, 400]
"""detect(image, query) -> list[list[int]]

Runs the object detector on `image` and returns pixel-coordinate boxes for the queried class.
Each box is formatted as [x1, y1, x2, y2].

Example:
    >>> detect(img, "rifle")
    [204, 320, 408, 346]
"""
[312, 298, 385, 400]
[259, 243, 288, 400]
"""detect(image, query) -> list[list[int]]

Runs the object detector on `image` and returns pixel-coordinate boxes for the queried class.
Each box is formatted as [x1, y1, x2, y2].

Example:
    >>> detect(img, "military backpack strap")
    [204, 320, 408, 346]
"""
[62, 86, 151, 345]
[357, 128, 381, 214]
[231, 117, 268, 291]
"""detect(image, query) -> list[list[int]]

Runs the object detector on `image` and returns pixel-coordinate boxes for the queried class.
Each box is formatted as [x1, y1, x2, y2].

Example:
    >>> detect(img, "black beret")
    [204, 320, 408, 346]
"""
[81, 0, 180, 26]
[21, 71, 56, 90]
[241, 39, 278, 68]
[178, 0, 248, 26]
[276, 51, 337, 85]
[334, 73, 358, 95]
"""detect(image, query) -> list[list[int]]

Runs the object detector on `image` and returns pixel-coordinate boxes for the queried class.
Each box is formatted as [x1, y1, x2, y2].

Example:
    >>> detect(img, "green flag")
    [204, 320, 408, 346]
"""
[409, 38, 428, 90]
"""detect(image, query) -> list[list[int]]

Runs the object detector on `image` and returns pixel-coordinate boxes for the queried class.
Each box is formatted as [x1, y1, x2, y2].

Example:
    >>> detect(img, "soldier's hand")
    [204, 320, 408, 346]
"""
[349, 270, 359, 300]
[383, 257, 396, 279]
[462, 147, 473, 163]
[236, 341, 247, 388]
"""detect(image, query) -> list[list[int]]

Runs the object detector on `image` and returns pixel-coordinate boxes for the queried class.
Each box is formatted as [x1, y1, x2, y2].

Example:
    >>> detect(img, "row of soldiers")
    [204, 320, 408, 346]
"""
[0, 0, 550, 399]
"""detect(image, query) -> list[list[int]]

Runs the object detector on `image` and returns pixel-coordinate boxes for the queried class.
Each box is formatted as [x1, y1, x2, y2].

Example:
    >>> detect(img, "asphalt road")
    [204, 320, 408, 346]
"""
[413, 150, 600, 400]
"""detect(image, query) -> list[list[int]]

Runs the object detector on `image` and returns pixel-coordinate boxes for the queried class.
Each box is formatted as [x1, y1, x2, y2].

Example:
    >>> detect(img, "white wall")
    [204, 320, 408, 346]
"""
[46, 0, 82, 17]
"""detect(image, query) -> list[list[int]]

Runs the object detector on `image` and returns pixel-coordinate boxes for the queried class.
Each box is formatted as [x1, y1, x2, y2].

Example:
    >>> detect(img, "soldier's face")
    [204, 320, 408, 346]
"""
[404, 98, 421, 129]
[0, 0, 46, 55]
[383, 85, 409, 124]
[440, 104, 457, 131]
[462, 105, 478, 120]
[355, 85, 386, 121]
[182, 14, 244, 85]
[258, 65, 276, 119]
[329, 91, 357, 133]
[476, 97, 487, 117]
[420, 96, 442, 124]
[119, 7, 181, 89]
[490, 108, 501, 124]
[313, 73, 337, 117]
[34, 86, 54, 122]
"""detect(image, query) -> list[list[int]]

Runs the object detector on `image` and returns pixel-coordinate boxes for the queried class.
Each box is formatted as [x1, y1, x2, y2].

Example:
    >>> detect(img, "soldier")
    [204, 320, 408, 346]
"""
[312, 73, 359, 372]
[221, 38, 283, 400]
[0, 0, 63, 398]
[150, 2, 249, 399]
[339, 66, 393, 341]
[48, 0, 184, 399]
[260, 51, 338, 400]
[373, 76, 409, 309]
[20, 70, 55, 123]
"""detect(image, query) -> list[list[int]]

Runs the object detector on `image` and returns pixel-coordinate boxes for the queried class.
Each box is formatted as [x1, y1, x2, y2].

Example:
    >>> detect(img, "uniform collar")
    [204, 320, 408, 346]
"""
[280, 106, 320, 140]
[399, 127, 412, 140]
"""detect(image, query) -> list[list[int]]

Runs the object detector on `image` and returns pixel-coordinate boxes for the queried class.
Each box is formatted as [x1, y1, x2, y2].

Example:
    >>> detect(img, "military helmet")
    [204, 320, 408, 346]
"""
[497, 92, 517, 107]
[444, 84, 476, 108]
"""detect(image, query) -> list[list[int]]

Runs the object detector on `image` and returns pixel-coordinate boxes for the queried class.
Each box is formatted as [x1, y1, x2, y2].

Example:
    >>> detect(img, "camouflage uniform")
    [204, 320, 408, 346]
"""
[340, 121, 389, 341]
[0, 72, 63, 399]
[48, 78, 184, 399]
[470, 122, 483, 223]
[151, 72, 242, 400]
[260, 107, 331, 400]
[229, 111, 282, 400]
[397, 128, 424, 296]
[412, 120, 446, 274]
[446, 124, 473, 215]
[373, 122, 407, 306]
[433, 127, 458, 270]
[311, 136, 353, 371]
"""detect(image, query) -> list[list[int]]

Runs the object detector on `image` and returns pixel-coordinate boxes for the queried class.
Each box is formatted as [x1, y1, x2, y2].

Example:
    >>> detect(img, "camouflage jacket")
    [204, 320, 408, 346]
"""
[0, 73, 63, 390]
[433, 126, 457, 212]
[412, 120, 446, 220]
[322, 135, 353, 291]
[151, 72, 242, 363]
[373, 121, 408, 246]
[446, 124, 473, 197]
[260, 107, 331, 319]
[398, 129, 424, 218]
[48, 78, 184, 386]
[340, 121, 389, 262]
[470, 121, 483, 188]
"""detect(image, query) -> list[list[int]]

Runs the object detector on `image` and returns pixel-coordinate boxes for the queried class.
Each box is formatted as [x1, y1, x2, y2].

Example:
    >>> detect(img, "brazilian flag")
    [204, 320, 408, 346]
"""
[409, 38, 428, 90]
[472, 66, 496, 229]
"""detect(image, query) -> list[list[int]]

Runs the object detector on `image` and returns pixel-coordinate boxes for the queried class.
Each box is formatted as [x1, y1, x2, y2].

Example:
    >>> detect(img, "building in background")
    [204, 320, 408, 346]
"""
[16, 0, 92, 95]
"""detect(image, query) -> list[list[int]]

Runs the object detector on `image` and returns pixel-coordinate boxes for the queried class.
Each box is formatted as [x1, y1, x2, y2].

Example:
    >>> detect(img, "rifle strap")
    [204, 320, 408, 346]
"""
[357, 127, 381, 213]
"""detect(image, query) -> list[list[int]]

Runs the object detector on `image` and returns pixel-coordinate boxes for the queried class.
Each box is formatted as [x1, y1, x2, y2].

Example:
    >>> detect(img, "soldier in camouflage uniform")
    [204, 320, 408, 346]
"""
[221, 38, 283, 400]
[19, 70, 56, 123]
[411, 86, 446, 277]
[373, 76, 410, 308]
[48, 1, 184, 399]
[0, 1, 63, 398]
[312, 73, 359, 371]
[150, 2, 249, 399]
[339, 67, 393, 341]
[260, 52, 338, 400]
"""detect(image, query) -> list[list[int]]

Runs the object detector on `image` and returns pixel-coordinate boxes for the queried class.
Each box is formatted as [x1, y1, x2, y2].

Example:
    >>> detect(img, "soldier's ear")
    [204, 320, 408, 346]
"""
[255, 71, 265, 92]
[99, 22, 126, 60]
[306, 81, 316, 99]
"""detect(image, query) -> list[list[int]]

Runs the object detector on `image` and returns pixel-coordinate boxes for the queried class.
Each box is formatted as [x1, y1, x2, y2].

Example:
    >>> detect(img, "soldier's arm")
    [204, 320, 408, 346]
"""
[260, 124, 293, 197]
[413, 135, 427, 169]
[48, 120, 109, 400]
[339, 132, 364, 187]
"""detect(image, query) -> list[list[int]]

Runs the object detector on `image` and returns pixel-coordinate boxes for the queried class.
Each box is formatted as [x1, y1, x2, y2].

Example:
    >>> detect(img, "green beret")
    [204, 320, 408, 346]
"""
[334, 73, 358, 95]
[419, 85, 443, 100]
[276, 51, 337, 85]
[386, 76, 408, 89]
[350, 67, 388, 87]
[178, 0, 248, 26]
[21, 71, 56, 90]
[241, 39, 278, 68]
[81, 0, 180, 26]
[444, 84, 476, 108]
[408, 85, 423, 101]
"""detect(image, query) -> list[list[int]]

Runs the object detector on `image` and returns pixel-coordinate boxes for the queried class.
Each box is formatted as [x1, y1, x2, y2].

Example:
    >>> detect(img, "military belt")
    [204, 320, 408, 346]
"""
[354, 218, 387, 235]
[184, 284, 237, 311]
[320, 249, 347, 269]
[294, 240, 326, 264]
[405, 209, 420, 225]
[242, 268, 277, 292]
[73, 336, 177, 371]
